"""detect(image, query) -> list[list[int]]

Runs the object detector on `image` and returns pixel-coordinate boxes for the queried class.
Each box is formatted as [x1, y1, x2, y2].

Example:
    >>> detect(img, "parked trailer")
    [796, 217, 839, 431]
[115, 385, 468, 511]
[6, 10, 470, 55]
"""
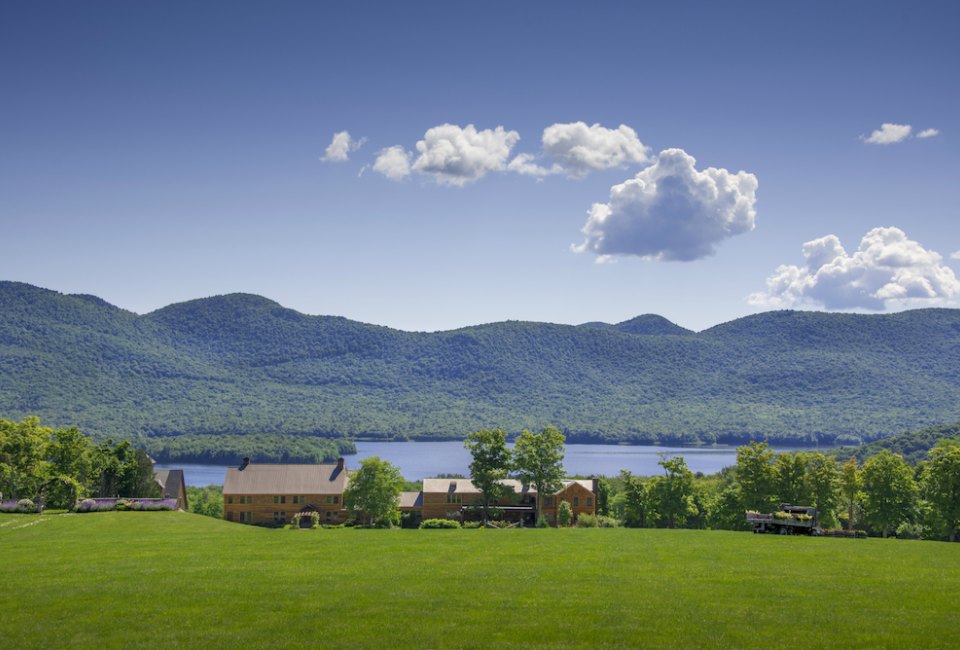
[746, 504, 821, 535]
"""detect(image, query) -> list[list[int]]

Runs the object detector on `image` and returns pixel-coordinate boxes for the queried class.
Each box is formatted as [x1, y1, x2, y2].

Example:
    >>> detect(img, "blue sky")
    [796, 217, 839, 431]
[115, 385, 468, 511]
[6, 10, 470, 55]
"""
[2, 1, 958, 331]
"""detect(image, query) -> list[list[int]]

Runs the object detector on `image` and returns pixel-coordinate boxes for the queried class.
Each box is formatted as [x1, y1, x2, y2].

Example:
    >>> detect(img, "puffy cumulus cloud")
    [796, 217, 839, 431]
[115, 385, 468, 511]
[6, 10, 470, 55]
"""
[542, 122, 651, 176]
[917, 128, 940, 139]
[951, 250, 960, 261]
[572, 148, 758, 261]
[321, 131, 366, 162]
[863, 123, 912, 145]
[749, 227, 960, 310]
[408, 124, 519, 186]
[372, 145, 412, 181]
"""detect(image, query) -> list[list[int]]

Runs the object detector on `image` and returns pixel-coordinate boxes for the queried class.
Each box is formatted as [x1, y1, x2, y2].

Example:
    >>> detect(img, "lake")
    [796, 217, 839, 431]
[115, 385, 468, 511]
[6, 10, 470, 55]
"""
[155, 441, 772, 487]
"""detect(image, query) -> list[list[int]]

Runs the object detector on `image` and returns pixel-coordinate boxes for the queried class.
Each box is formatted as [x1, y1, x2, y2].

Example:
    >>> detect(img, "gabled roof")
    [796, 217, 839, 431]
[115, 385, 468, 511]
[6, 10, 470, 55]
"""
[154, 469, 185, 500]
[398, 491, 423, 509]
[421, 477, 591, 496]
[223, 463, 348, 495]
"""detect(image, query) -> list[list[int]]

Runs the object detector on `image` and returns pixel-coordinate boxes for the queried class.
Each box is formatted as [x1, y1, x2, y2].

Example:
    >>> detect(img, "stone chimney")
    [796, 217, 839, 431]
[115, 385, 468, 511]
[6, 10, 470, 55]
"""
[239, 457, 250, 471]
[336, 457, 345, 471]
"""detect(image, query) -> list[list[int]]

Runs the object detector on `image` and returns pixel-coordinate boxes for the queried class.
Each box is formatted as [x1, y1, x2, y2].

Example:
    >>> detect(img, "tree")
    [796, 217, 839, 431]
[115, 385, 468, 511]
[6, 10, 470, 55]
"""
[464, 428, 511, 523]
[862, 450, 917, 538]
[736, 441, 776, 512]
[343, 456, 404, 526]
[512, 425, 566, 521]
[557, 500, 573, 527]
[773, 452, 810, 505]
[921, 440, 960, 542]
[651, 455, 695, 528]
[803, 452, 840, 528]
[0, 417, 51, 500]
[839, 457, 862, 531]
[595, 477, 611, 516]
[618, 470, 652, 528]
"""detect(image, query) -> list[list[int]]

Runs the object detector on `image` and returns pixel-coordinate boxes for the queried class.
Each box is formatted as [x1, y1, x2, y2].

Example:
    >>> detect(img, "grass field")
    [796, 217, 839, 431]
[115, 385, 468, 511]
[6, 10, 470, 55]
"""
[2, 512, 959, 649]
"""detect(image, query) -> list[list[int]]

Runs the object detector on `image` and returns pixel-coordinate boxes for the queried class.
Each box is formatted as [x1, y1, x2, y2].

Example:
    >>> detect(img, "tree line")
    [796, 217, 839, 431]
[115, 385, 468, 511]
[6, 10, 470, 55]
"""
[606, 441, 960, 542]
[0, 417, 160, 509]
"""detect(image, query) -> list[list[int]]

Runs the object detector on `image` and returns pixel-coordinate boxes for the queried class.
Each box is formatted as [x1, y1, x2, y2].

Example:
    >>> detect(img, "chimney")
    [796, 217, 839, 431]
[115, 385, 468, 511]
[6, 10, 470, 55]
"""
[239, 457, 250, 471]
[336, 457, 345, 471]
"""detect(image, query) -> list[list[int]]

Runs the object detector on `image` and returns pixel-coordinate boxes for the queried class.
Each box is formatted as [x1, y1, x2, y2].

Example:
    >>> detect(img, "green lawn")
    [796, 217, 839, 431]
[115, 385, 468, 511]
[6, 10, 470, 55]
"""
[2, 512, 958, 649]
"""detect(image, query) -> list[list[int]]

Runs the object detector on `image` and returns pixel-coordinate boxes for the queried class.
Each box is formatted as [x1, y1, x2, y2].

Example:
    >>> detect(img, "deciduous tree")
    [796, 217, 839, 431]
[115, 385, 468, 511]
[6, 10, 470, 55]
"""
[736, 442, 776, 512]
[464, 428, 510, 523]
[921, 440, 960, 542]
[512, 425, 565, 520]
[862, 450, 917, 538]
[343, 456, 404, 526]
[651, 456, 696, 528]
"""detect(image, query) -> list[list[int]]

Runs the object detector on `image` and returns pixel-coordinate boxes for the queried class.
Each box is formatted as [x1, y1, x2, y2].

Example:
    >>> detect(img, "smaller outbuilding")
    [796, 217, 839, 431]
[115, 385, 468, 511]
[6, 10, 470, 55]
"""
[154, 469, 188, 510]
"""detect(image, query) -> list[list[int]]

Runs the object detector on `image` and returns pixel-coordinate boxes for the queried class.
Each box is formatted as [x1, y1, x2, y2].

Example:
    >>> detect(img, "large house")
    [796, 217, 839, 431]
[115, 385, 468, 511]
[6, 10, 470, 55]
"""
[223, 457, 597, 527]
[413, 478, 596, 525]
[223, 457, 349, 526]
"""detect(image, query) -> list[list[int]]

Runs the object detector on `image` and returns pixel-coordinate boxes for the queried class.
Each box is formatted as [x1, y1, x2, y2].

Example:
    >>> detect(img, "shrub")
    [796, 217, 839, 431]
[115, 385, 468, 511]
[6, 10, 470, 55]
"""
[896, 522, 929, 540]
[596, 515, 620, 528]
[557, 501, 573, 527]
[576, 513, 598, 528]
[16, 499, 38, 513]
[535, 515, 551, 528]
[462, 521, 482, 529]
[419, 519, 462, 529]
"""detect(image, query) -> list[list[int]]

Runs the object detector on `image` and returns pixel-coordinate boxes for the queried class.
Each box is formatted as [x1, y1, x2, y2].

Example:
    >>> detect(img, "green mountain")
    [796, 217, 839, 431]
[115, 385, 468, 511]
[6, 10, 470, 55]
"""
[835, 422, 960, 465]
[2, 281, 960, 458]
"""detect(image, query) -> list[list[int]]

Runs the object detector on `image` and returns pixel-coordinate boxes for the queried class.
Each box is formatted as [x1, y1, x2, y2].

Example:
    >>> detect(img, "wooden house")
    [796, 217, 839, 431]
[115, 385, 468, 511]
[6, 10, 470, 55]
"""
[223, 457, 349, 526]
[415, 477, 597, 526]
[153, 469, 188, 510]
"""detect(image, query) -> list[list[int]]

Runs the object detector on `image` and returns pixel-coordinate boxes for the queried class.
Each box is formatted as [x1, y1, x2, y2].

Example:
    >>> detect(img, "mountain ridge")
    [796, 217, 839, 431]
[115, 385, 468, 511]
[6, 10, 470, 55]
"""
[2, 281, 959, 452]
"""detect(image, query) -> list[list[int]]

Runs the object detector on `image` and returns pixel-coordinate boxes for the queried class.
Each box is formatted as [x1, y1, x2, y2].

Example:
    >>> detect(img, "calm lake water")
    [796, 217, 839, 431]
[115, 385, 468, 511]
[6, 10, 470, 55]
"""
[155, 441, 771, 487]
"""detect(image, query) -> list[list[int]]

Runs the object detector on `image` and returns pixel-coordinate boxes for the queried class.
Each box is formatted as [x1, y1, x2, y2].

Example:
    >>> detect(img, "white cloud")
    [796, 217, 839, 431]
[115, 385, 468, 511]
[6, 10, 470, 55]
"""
[321, 131, 366, 162]
[506, 153, 562, 177]
[917, 128, 940, 139]
[572, 149, 758, 262]
[372, 145, 412, 181]
[863, 123, 912, 145]
[749, 227, 960, 310]
[409, 124, 520, 186]
[951, 250, 960, 261]
[542, 122, 651, 176]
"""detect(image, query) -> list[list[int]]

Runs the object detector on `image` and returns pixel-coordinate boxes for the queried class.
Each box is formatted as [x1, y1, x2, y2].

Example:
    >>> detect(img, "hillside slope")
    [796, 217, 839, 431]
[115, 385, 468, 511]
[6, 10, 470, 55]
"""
[2, 281, 960, 450]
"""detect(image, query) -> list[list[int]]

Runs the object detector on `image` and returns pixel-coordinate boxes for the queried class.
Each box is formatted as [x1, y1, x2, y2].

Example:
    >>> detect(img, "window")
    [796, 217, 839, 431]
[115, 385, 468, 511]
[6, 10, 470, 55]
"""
[227, 512, 233, 521]
[227, 496, 233, 504]
[273, 512, 280, 523]
[587, 497, 593, 507]
[302, 496, 307, 504]
[574, 496, 580, 507]
[280, 495, 286, 504]
[325, 495, 333, 505]
[281, 512, 286, 524]
[333, 495, 339, 504]
[545, 496, 554, 507]
[446, 493, 462, 504]
[274, 496, 279, 504]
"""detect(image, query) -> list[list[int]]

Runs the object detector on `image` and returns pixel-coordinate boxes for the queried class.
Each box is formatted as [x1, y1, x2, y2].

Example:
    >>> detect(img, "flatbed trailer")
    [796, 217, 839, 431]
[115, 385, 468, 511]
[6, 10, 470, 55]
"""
[746, 504, 821, 535]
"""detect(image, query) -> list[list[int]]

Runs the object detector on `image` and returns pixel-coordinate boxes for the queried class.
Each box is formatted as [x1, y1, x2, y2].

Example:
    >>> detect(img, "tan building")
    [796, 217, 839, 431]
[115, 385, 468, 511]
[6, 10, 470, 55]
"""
[223, 458, 349, 526]
[415, 477, 597, 526]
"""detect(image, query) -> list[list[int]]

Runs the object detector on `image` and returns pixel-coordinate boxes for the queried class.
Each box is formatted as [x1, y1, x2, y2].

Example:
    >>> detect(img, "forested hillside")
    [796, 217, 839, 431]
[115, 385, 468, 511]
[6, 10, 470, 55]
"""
[2, 281, 959, 457]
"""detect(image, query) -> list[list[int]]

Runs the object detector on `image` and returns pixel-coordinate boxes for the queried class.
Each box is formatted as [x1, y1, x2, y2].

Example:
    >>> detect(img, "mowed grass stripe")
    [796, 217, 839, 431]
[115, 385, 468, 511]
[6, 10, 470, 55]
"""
[1, 512, 958, 649]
